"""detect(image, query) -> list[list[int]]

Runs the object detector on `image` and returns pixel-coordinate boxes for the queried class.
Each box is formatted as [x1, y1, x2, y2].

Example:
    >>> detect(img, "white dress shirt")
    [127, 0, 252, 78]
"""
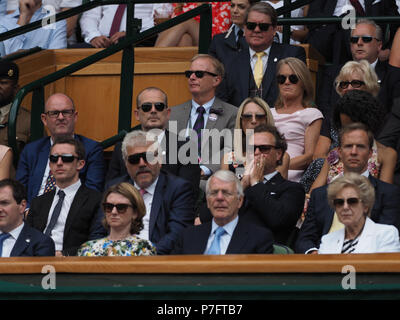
[80, 4, 163, 44]
[204, 216, 239, 255]
[134, 177, 158, 241]
[45, 179, 81, 251]
[0, 222, 24, 257]
[334, 0, 366, 16]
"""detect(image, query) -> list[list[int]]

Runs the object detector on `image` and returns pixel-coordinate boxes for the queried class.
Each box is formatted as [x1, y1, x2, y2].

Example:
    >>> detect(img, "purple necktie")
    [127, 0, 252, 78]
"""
[193, 106, 206, 154]
[349, 0, 366, 16]
[109, 4, 126, 37]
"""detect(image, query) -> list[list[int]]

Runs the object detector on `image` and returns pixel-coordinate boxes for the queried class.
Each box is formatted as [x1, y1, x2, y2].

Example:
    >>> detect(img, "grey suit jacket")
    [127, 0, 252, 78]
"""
[168, 97, 237, 174]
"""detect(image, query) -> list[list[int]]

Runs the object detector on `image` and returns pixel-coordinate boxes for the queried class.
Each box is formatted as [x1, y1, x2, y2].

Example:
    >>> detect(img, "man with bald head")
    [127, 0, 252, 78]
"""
[16, 93, 104, 206]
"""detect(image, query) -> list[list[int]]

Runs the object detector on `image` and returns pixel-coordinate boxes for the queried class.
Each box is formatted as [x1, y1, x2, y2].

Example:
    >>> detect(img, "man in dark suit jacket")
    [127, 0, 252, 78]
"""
[199, 125, 305, 246]
[316, 19, 400, 120]
[295, 123, 400, 253]
[216, 2, 306, 108]
[173, 170, 273, 255]
[0, 179, 55, 257]
[27, 137, 103, 256]
[208, 0, 256, 68]
[16, 93, 104, 206]
[306, 0, 398, 64]
[105, 87, 200, 194]
[106, 130, 195, 255]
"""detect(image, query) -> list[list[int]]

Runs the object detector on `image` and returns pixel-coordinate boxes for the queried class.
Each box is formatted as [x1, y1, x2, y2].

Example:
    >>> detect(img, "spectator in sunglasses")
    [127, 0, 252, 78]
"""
[16, 93, 105, 207]
[221, 96, 289, 180]
[318, 173, 400, 254]
[296, 123, 400, 254]
[104, 130, 195, 255]
[78, 182, 156, 256]
[272, 57, 323, 183]
[105, 87, 200, 196]
[216, 2, 306, 108]
[27, 136, 104, 256]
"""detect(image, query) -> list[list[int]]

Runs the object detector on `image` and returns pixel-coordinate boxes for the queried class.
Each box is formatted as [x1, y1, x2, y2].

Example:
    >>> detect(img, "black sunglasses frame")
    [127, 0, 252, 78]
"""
[253, 144, 277, 154]
[184, 70, 218, 78]
[350, 36, 380, 44]
[276, 74, 299, 85]
[338, 80, 365, 89]
[246, 22, 272, 31]
[241, 114, 267, 121]
[139, 102, 167, 112]
[333, 197, 361, 207]
[102, 202, 134, 214]
[49, 154, 78, 163]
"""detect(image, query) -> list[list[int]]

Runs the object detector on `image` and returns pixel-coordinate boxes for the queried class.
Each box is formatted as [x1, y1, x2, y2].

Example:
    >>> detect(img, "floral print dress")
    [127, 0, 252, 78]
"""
[77, 235, 156, 256]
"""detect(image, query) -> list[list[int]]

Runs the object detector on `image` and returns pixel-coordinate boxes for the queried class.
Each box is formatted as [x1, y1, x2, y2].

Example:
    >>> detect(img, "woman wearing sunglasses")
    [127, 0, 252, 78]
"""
[318, 173, 400, 254]
[271, 57, 323, 182]
[77, 182, 156, 256]
[221, 96, 289, 179]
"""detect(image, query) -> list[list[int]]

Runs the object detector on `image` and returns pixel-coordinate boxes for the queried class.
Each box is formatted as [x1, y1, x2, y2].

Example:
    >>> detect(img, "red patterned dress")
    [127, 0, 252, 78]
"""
[172, 2, 231, 36]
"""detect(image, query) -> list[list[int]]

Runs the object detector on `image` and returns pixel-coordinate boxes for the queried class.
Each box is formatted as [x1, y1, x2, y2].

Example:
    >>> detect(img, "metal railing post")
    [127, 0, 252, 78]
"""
[30, 86, 45, 142]
[198, 4, 212, 53]
[282, 0, 291, 44]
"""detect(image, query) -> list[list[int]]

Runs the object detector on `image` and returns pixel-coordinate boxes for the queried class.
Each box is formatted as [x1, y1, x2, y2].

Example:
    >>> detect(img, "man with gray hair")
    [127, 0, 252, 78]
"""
[104, 130, 196, 255]
[173, 170, 274, 255]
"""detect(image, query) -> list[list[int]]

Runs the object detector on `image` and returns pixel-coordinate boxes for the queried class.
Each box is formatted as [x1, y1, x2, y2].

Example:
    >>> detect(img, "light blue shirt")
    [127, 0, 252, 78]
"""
[0, 0, 6, 15]
[205, 216, 239, 255]
[0, 7, 67, 57]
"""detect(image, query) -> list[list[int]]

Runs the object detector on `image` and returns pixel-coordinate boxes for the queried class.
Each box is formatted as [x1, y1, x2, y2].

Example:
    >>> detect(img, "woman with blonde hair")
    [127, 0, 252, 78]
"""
[221, 96, 289, 179]
[78, 182, 156, 256]
[272, 57, 323, 182]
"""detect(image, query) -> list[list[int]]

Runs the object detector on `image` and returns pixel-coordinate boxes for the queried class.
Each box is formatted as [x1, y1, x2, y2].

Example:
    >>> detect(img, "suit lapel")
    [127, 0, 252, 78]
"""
[36, 190, 56, 232]
[10, 224, 31, 256]
[177, 101, 192, 136]
[63, 185, 87, 239]
[263, 43, 280, 99]
[238, 49, 251, 100]
[33, 139, 51, 196]
[193, 223, 212, 254]
[149, 172, 166, 240]
[226, 219, 248, 254]
[325, 0, 338, 15]
[225, 26, 238, 50]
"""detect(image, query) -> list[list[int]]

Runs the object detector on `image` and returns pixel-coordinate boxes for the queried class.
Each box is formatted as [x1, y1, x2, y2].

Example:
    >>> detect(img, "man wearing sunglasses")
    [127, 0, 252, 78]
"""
[27, 136, 103, 256]
[0, 61, 30, 152]
[216, 2, 306, 108]
[16, 93, 105, 207]
[105, 130, 195, 255]
[296, 123, 400, 254]
[106, 87, 200, 194]
[169, 54, 237, 186]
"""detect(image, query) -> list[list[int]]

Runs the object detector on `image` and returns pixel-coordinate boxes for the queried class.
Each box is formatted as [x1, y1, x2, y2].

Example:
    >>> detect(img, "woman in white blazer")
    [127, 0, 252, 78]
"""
[319, 173, 400, 254]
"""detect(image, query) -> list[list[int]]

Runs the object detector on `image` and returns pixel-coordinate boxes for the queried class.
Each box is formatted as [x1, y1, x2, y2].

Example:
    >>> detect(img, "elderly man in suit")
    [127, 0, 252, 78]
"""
[16, 93, 104, 206]
[295, 122, 400, 254]
[173, 170, 274, 255]
[27, 136, 103, 256]
[105, 86, 200, 194]
[105, 130, 195, 255]
[0, 179, 55, 257]
[216, 2, 306, 108]
[169, 54, 237, 184]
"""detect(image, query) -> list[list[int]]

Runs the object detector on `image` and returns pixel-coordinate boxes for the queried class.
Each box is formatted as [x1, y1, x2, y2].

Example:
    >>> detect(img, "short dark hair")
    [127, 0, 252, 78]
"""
[339, 122, 374, 150]
[245, 2, 277, 26]
[51, 136, 86, 160]
[253, 124, 287, 165]
[0, 179, 27, 204]
[333, 90, 384, 136]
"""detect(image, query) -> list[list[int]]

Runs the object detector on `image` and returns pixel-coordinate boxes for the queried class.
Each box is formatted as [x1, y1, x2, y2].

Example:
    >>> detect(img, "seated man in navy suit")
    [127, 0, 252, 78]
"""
[216, 2, 306, 108]
[0, 179, 55, 257]
[16, 93, 105, 206]
[105, 130, 196, 255]
[173, 170, 273, 255]
[295, 122, 400, 254]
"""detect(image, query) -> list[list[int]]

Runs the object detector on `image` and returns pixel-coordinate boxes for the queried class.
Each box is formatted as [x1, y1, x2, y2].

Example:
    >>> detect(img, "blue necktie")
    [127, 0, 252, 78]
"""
[0, 233, 11, 257]
[206, 227, 226, 255]
[45, 190, 66, 236]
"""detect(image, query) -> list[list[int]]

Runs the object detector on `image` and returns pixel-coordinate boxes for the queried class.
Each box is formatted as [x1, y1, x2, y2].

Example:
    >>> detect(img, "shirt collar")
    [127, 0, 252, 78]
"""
[191, 97, 215, 114]
[370, 58, 378, 69]
[249, 46, 271, 59]
[56, 179, 81, 195]
[361, 169, 370, 178]
[264, 170, 278, 182]
[211, 215, 239, 237]
[134, 176, 159, 196]
[2, 222, 24, 240]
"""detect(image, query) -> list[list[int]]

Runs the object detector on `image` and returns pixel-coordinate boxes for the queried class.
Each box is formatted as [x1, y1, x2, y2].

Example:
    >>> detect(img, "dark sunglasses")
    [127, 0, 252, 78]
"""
[246, 22, 271, 31]
[103, 202, 133, 214]
[127, 151, 158, 165]
[253, 144, 276, 154]
[241, 114, 267, 121]
[350, 36, 380, 44]
[276, 74, 299, 85]
[333, 197, 360, 207]
[184, 70, 218, 78]
[49, 154, 78, 163]
[139, 102, 167, 112]
[338, 80, 365, 89]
